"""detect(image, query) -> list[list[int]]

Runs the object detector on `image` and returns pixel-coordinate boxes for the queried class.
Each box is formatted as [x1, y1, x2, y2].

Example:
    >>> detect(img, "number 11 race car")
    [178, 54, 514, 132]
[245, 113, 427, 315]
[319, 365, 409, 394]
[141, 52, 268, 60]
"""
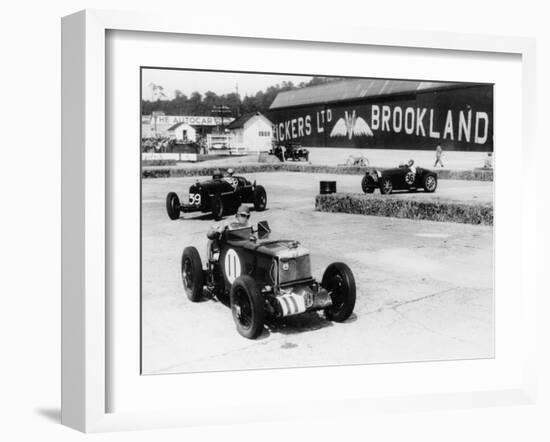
[166, 170, 267, 221]
[181, 221, 356, 339]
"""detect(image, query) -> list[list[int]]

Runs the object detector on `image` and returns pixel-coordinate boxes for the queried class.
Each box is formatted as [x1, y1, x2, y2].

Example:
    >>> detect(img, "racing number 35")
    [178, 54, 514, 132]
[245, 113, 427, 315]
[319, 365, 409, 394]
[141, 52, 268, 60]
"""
[189, 193, 201, 206]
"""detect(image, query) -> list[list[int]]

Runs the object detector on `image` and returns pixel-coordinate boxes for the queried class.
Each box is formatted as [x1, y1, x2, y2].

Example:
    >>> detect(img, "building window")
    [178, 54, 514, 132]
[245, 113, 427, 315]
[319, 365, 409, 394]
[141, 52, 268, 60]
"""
[258, 131, 271, 137]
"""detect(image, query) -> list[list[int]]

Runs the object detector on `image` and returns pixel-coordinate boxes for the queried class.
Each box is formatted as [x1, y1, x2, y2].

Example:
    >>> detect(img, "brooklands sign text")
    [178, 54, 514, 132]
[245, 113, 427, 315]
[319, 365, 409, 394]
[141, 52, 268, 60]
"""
[274, 105, 490, 145]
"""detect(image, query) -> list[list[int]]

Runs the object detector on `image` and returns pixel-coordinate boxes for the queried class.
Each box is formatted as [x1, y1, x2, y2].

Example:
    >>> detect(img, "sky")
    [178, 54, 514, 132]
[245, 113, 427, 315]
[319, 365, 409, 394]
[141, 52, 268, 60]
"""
[141, 68, 314, 101]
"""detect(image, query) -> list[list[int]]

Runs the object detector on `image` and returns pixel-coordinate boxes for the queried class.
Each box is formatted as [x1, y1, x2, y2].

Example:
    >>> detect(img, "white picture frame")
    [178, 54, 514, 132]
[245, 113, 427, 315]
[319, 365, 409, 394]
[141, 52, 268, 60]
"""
[61, 9, 537, 433]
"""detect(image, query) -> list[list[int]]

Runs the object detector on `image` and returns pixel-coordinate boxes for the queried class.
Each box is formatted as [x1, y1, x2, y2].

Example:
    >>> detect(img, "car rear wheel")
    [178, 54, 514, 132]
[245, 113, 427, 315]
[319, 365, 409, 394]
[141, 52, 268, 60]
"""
[379, 177, 393, 194]
[253, 185, 267, 211]
[211, 194, 224, 220]
[361, 175, 375, 193]
[322, 262, 356, 322]
[423, 174, 438, 193]
[230, 275, 265, 339]
[166, 192, 181, 220]
[181, 246, 204, 302]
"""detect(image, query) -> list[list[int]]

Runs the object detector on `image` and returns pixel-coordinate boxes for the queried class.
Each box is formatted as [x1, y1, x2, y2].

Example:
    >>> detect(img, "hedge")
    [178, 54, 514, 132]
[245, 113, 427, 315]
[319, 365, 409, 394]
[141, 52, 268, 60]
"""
[315, 193, 493, 225]
[141, 159, 177, 167]
[142, 162, 493, 181]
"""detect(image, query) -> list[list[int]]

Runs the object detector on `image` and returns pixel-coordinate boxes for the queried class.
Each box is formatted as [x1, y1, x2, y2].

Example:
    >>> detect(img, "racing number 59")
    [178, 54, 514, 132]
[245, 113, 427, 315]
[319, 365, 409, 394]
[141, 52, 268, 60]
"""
[189, 193, 201, 206]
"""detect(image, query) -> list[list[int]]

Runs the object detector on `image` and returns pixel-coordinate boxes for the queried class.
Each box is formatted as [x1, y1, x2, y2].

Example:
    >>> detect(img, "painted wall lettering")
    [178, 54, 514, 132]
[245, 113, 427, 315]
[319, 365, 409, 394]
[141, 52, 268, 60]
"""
[268, 84, 493, 151]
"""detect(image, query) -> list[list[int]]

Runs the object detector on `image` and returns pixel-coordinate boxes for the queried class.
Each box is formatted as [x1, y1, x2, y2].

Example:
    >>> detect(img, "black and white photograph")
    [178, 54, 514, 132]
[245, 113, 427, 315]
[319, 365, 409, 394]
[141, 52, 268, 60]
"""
[140, 68, 494, 375]
[5, 0, 548, 438]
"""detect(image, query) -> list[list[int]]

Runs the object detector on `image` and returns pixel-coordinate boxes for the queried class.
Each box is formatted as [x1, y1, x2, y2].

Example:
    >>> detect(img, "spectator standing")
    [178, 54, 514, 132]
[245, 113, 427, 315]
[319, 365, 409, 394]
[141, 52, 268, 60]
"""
[434, 144, 444, 167]
[483, 152, 494, 169]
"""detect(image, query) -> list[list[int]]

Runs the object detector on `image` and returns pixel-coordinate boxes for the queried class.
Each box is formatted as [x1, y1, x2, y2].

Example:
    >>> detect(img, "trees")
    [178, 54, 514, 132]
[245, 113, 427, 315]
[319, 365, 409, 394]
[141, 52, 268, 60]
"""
[141, 76, 344, 116]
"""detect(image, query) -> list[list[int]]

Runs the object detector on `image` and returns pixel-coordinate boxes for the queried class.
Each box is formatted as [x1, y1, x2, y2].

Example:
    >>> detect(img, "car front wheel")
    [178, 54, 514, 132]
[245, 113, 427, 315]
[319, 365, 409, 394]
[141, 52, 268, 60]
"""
[322, 262, 356, 322]
[181, 246, 204, 302]
[230, 275, 265, 339]
[423, 174, 438, 193]
[166, 192, 181, 220]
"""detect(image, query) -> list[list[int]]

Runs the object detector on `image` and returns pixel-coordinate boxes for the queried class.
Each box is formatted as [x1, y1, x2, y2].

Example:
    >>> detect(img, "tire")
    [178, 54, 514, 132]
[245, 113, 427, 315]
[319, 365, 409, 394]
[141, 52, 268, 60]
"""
[322, 262, 356, 322]
[423, 174, 438, 193]
[211, 194, 224, 220]
[230, 275, 265, 339]
[166, 192, 181, 220]
[181, 247, 204, 302]
[361, 175, 375, 193]
[379, 177, 393, 195]
[253, 185, 267, 211]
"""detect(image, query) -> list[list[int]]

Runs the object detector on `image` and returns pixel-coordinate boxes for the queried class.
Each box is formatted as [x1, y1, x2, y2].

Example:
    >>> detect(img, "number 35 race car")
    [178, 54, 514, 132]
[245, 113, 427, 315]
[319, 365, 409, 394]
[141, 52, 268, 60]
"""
[361, 161, 438, 195]
[180, 221, 356, 339]
[166, 170, 267, 221]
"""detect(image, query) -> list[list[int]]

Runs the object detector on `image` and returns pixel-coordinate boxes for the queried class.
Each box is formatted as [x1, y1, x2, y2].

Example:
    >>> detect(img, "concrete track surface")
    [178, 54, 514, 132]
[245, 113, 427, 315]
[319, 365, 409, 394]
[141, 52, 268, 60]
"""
[142, 172, 494, 374]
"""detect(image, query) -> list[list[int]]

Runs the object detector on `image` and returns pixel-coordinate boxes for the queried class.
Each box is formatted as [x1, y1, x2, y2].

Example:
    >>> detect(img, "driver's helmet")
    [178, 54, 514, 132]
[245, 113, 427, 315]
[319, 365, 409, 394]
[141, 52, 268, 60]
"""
[227, 168, 234, 176]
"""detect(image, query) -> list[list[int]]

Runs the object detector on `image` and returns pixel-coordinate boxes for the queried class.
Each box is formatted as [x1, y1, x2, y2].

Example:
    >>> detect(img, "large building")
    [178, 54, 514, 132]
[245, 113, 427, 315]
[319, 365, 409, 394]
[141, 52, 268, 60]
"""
[268, 79, 493, 152]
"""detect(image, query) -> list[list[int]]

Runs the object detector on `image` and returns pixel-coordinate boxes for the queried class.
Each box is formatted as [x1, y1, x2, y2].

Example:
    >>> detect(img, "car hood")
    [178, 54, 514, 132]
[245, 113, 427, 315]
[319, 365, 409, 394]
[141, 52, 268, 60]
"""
[191, 176, 243, 192]
[378, 166, 430, 175]
[251, 240, 310, 259]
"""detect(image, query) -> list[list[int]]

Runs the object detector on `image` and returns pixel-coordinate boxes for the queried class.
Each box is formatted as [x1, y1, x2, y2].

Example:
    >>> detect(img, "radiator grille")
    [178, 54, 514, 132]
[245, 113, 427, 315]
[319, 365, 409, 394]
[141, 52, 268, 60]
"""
[279, 256, 311, 284]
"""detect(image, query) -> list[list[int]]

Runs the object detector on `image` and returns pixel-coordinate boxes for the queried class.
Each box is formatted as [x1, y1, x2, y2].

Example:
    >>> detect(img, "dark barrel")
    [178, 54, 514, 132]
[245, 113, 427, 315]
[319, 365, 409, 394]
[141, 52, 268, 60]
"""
[319, 181, 337, 194]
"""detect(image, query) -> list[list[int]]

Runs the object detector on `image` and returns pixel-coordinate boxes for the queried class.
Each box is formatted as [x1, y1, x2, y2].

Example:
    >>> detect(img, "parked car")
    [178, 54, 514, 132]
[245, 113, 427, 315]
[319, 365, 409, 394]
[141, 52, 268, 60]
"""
[270, 142, 309, 162]
[166, 170, 267, 220]
[180, 221, 356, 339]
[361, 161, 438, 194]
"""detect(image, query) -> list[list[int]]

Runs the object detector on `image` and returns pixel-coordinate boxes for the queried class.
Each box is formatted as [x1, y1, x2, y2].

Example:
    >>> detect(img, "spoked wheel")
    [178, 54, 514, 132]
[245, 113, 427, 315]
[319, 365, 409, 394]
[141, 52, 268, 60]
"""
[361, 175, 375, 193]
[379, 177, 393, 195]
[253, 185, 267, 211]
[423, 174, 438, 193]
[166, 192, 181, 220]
[322, 262, 356, 322]
[181, 246, 204, 302]
[230, 275, 265, 339]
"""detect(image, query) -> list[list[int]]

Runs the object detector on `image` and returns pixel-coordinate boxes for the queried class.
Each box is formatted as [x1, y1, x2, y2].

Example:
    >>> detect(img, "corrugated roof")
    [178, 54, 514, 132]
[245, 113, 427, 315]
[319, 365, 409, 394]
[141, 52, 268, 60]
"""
[269, 78, 473, 109]
[226, 112, 272, 130]
[226, 113, 255, 130]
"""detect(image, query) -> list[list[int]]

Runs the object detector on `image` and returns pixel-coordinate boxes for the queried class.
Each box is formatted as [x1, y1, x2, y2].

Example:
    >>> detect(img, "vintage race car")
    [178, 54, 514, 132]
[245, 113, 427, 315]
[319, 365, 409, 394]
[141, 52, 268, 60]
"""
[181, 221, 356, 339]
[166, 170, 267, 220]
[361, 163, 438, 194]
[270, 142, 309, 162]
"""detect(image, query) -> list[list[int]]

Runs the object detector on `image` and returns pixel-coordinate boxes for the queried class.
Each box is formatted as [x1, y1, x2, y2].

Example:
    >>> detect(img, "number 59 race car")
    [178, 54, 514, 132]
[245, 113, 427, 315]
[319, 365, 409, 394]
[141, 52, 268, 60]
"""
[361, 161, 438, 195]
[181, 221, 356, 339]
[166, 170, 267, 221]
